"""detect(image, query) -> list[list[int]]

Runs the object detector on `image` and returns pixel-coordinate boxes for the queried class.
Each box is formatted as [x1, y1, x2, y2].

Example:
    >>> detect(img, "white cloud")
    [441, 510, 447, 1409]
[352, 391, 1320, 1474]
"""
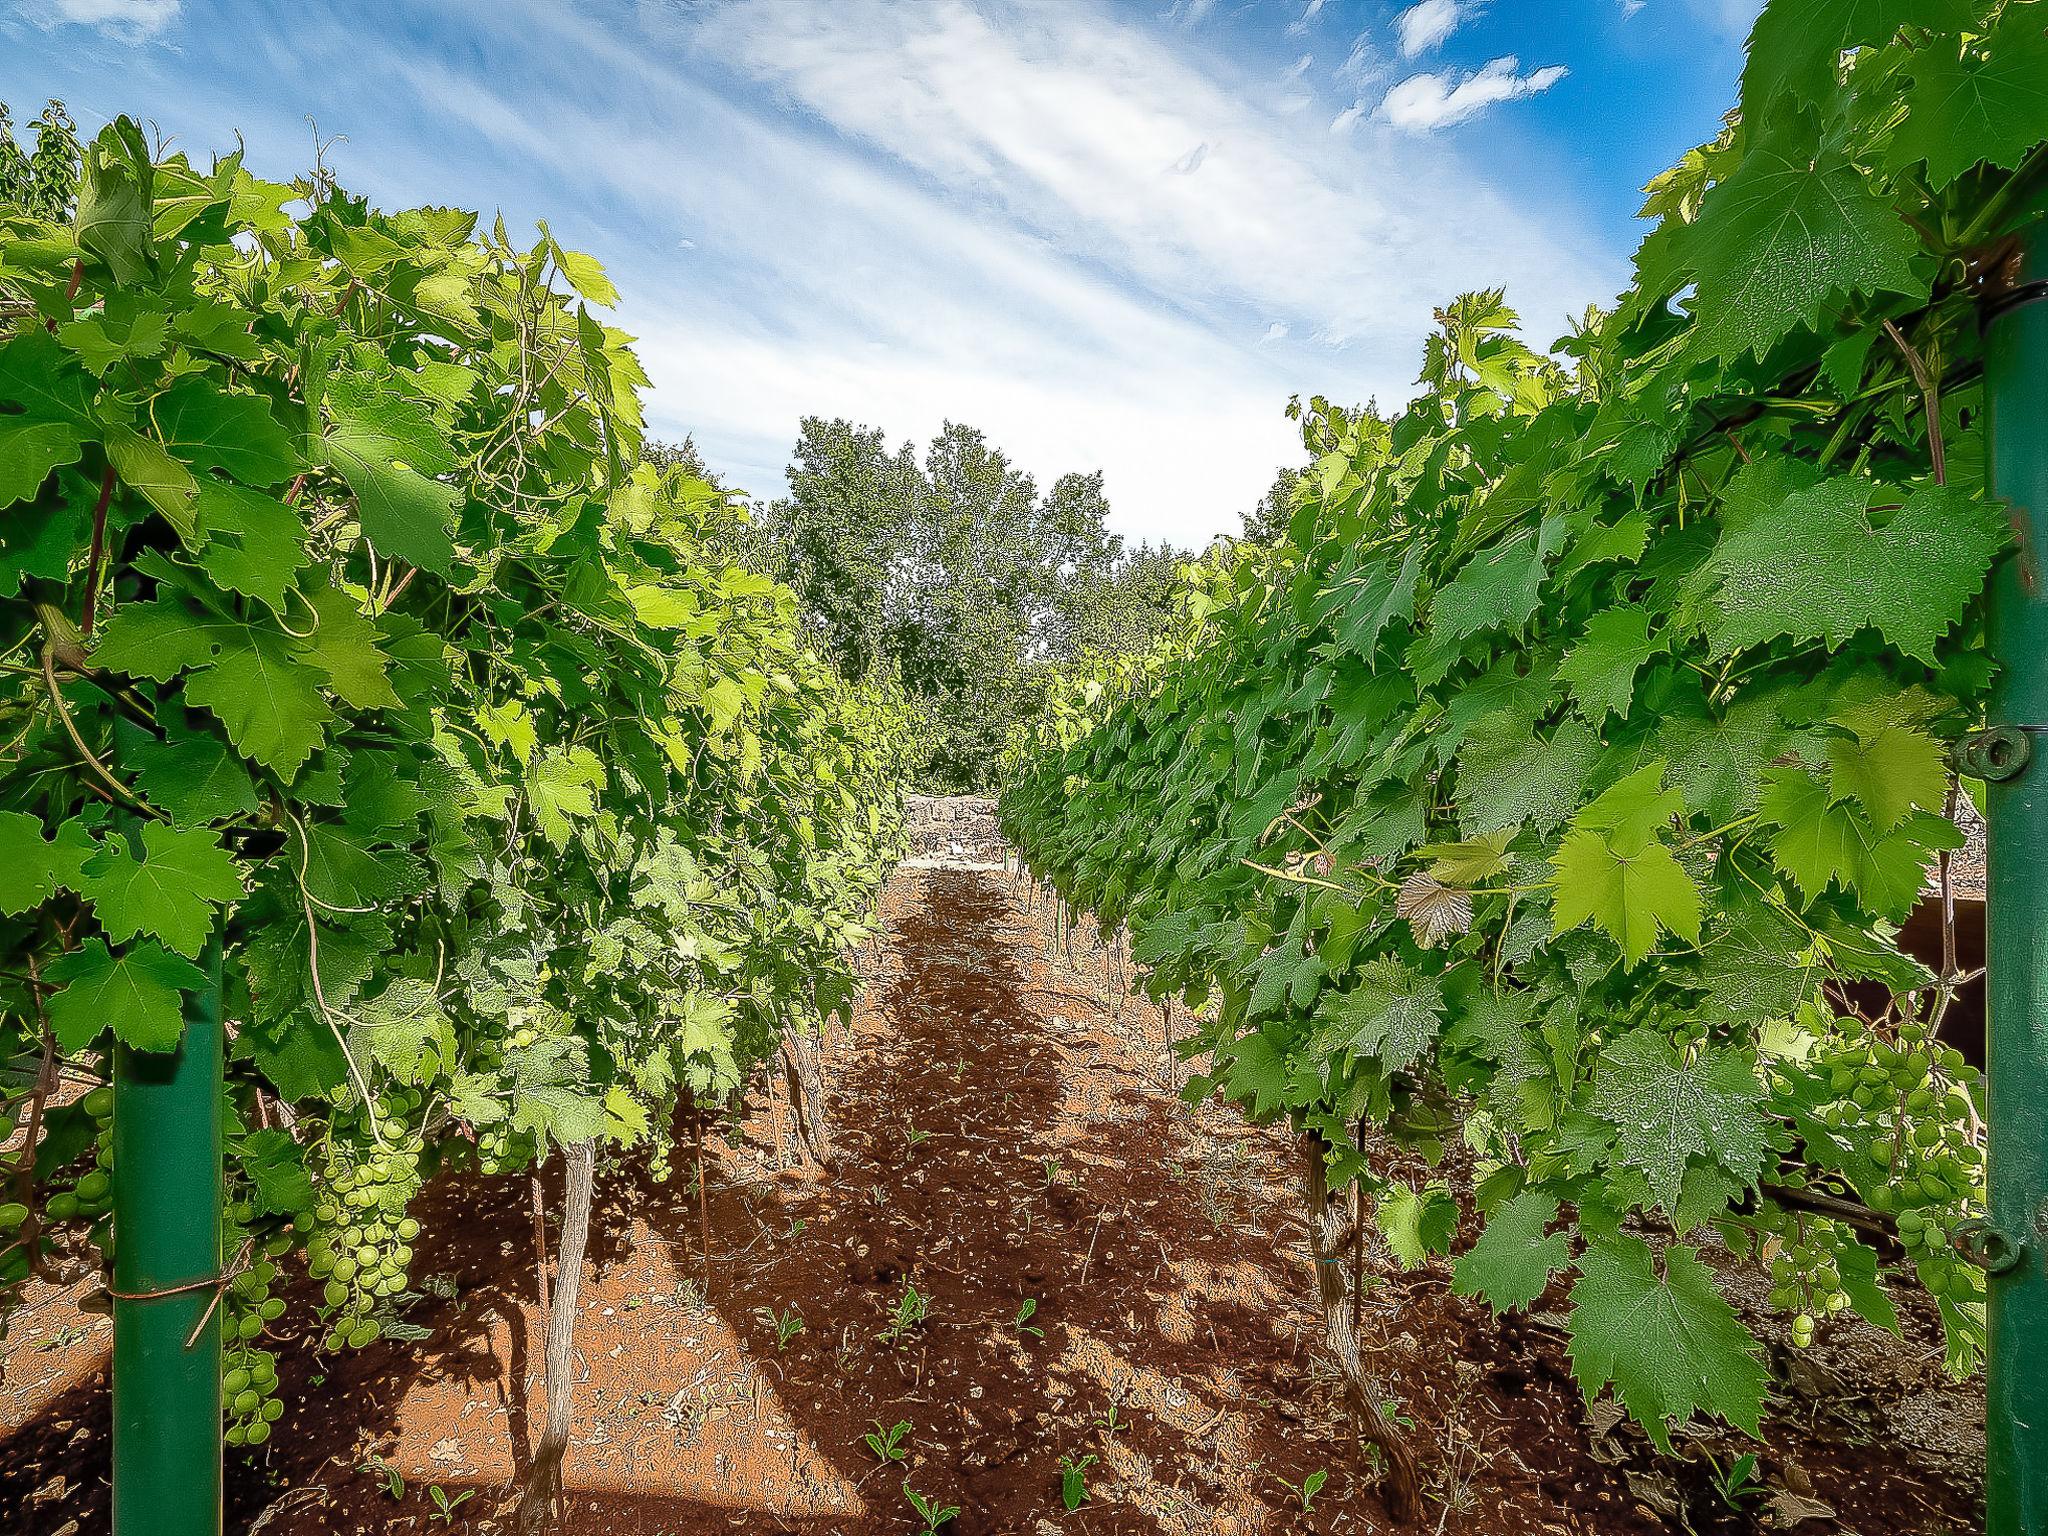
[236, 0, 1615, 544]
[1380, 56, 1567, 131]
[39, 0, 179, 41]
[1287, 0, 1328, 37]
[1395, 0, 1466, 57]
[1330, 100, 1368, 134]
[1287, 51, 1314, 78]
[1336, 33, 1380, 85]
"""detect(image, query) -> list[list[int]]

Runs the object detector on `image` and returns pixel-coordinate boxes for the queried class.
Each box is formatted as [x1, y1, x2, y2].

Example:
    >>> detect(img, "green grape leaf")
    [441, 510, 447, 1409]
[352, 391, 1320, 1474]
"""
[1566, 1235, 1768, 1451]
[1761, 766, 1960, 921]
[1453, 1191, 1570, 1312]
[79, 821, 244, 957]
[1557, 606, 1661, 724]
[348, 976, 456, 1084]
[1312, 958, 1445, 1073]
[1890, 6, 2048, 189]
[1825, 717, 1947, 832]
[321, 377, 462, 577]
[42, 938, 207, 1052]
[1590, 1030, 1770, 1212]
[0, 331, 96, 506]
[1456, 714, 1602, 836]
[301, 583, 401, 710]
[1430, 519, 1561, 642]
[1683, 144, 1923, 361]
[1551, 830, 1700, 966]
[1661, 693, 1790, 825]
[525, 746, 608, 848]
[1740, 0, 1969, 123]
[237, 1127, 315, 1216]
[74, 118, 155, 285]
[1574, 761, 1685, 850]
[192, 480, 306, 612]
[130, 730, 261, 826]
[0, 812, 96, 915]
[1377, 1182, 1458, 1268]
[1219, 1029, 1292, 1118]
[154, 378, 300, 486]
[93, 595, 333, 776]
[1707, 479, 2005, 662]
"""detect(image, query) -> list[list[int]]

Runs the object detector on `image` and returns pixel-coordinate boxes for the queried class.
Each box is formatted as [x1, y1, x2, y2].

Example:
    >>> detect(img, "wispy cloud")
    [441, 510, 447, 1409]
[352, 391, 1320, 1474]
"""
[37, 0, 180, 42]
[0, 0, 1624, 544]
[1380, 56, 1568, 132]
[1287, 0, 1328, 37]
[1394, 0, 1468, 57]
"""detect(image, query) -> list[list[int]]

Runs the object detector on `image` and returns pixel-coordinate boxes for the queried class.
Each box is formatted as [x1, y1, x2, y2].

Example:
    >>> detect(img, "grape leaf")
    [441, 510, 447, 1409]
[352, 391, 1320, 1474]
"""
[79, 821, 244, 957]
[0, 812, 97, 915]
[1590, 1030, 1770, 1212]
[130, 730, 261, 825]
[93, 594, 333, 776]
[1377, 1182, 1458, 1268]
[154, 377, 300, 486]
[1740, 0, 1970, 123]
[1557, 606, 1661, 724]
[1707, 479, 2005, 662]
[1890, 6, 2048, 188]
[1312, 958, 1445, 1073]
[1761, 766, 1962, 920]
[1683, 145, 1923, 361]
[301, 583, 401, 711]
[0, 331, 95, 506]
[1456, 714, 1602, 836]
[1454, 1191, 1570, 1312]
[1551, 831, 1700, 966]
[42, 938, 208, 1052]
[321, 377, 461, 576]
[1567, 1235, 1768, 1451]
[1825, 716, 1947, 831]
[192, 479, 306, 612]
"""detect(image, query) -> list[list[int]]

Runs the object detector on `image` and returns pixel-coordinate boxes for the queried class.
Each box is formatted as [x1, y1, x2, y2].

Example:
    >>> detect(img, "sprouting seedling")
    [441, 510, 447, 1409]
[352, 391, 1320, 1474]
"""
[1059, 1452, 1097, 1511]
[902, 1480, 958, 1536]
[759, 1304, 805, 1349]
[877, 1282, 928, 1345]
[1093, 1398, 1127, 1435]
[1042, 1156, 1062, 1185]
[1709, 1452, 1765, 1508]
[863, 1418, 912, 1463]
[363, 1454, 404, 1501]
[904, 1124, 933, 1147]
[428, 1486, 474, 1524]
[1276, 1468, 1327, 1514]
[1013, 1296, 1044, 1339]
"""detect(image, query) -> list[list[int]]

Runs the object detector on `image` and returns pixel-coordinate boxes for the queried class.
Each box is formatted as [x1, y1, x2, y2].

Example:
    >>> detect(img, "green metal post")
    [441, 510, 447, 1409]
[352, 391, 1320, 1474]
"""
[111, 937, 223, 1536]
[1985, 190, 2048, 1536]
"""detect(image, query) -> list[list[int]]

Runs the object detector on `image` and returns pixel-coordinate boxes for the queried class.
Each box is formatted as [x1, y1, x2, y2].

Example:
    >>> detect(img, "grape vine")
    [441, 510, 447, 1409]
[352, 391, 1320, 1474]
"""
[1002, 0, 2045, 1501]
[0, 107, 907, 1445]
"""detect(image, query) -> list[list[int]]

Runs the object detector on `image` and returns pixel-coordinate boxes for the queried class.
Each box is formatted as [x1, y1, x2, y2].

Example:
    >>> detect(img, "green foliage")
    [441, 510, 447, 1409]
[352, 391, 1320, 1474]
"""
[759, 416, 1188, 791]
[1002, 0, 2021, 1458]
[0, 108, 906, 1438]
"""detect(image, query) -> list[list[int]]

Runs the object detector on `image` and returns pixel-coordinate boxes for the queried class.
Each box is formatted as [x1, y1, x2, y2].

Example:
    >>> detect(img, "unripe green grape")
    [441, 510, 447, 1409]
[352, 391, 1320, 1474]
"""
[247, 1420, 270, 1446]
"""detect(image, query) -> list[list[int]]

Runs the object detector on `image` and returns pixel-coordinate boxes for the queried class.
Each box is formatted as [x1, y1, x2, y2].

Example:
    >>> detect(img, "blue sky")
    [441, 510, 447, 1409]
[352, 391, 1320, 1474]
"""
[1, 0, 1758, 546]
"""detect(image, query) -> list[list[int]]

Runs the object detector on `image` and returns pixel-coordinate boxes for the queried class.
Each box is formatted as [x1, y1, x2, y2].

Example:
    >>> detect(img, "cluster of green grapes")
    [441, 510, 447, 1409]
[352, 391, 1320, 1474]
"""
[304, 1095, 424, 1352]
[1766, 1019, 1987, 1339]
[220, 1199, 291, 1447]
[1822, 1025, 1983, 1291]
[1758, 1208, 1852, 1347]
[43, 1085, 114, 1237]
[469, 1026, 541, 1174]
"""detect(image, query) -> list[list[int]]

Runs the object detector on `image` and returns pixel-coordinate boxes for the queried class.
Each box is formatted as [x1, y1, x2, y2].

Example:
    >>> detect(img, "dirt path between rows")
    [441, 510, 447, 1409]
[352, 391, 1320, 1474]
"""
[0, 854, 1985, 1535]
